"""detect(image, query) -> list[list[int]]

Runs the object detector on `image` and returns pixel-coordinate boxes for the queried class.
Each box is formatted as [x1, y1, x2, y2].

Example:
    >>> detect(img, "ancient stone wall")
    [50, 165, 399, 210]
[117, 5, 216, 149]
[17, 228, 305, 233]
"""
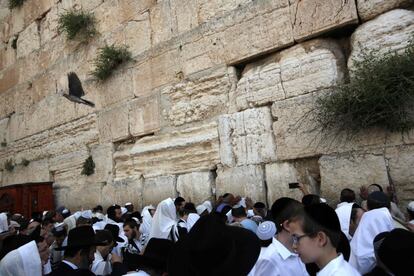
[0, 0, 413, 210]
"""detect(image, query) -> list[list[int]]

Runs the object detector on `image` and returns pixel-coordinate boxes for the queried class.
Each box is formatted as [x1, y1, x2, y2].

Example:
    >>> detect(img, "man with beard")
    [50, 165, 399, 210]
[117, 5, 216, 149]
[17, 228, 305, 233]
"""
[122, 219, 144, 271]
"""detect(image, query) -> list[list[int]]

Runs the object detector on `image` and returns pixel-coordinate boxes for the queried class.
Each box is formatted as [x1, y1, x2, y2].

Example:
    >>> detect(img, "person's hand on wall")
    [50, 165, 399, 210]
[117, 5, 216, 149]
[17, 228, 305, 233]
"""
[359, 185, 369, 200]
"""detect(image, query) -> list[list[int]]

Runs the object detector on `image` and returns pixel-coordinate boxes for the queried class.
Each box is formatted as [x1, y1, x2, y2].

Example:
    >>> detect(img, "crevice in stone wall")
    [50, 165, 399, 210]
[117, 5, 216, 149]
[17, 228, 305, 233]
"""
[262, 164, 270, 208]
[211, 168, 218, 200]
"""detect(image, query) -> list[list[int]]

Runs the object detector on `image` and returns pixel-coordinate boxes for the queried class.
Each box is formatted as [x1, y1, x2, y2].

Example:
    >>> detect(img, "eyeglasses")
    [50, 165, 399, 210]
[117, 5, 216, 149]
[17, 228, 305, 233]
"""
[291, 233, 309, 245]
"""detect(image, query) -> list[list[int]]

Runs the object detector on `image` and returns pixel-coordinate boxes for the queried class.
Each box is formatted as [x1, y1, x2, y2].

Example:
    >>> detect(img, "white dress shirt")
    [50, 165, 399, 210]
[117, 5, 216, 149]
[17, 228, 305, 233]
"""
[248, 237, 309, 276]
[317, 254, 361, 276]
[91, 250, 112, 275]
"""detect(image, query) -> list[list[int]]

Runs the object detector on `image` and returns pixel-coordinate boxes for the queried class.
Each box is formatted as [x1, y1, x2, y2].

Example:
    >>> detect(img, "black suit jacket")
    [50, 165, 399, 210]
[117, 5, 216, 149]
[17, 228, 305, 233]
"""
[47, 262, 95, 276]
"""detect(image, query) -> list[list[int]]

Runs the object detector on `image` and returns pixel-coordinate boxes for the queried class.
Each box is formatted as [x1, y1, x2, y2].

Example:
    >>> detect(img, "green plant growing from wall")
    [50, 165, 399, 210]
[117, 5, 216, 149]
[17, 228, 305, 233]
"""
[21, 158, 30, 167]
[81, 156, 95, 176]
[58, 9, 96, 40]
[314, 40, 414, 137]
[4, 159, 14, 172]
[8, 0, 26, 9]
[91, 44, 132, 81]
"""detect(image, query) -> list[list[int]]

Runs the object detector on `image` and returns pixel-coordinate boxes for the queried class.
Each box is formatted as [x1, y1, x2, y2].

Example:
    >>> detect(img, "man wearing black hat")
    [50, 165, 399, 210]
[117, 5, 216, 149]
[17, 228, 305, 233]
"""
[49, 223, 67, 270]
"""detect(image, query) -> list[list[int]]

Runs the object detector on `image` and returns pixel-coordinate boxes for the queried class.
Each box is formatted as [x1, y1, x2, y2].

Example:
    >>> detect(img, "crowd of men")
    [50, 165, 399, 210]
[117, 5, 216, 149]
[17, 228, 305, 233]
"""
[0, 183, 413, 276]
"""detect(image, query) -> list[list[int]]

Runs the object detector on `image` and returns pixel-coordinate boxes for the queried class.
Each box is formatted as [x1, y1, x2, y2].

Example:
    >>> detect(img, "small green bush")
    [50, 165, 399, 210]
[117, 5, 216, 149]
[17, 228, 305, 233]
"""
[21, 158, 30, 167]
[81, 156, 95, 176]
[91, 44, 132, 81]
[9, 0, 25, 9]
[4, 159, 14, 172]
[315, 42, 414, 135]
[58, 9, 96, 40]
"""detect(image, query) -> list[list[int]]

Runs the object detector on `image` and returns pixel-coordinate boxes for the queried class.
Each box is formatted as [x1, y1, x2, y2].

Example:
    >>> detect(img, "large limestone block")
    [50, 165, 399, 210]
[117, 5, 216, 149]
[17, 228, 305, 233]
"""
[129, 94, 160, 137]
[319, 153, 389, 204]
[93, 0, 122, 35]
[265, 162, 304, 204]
[162, 66, 237, 127]
[113, 144, 142, 180]
[385, 146, 414, 206]
[143, 175, 177, 206]
[348, 9, 414, 70]
[218, 107, 276, 167]
[150, 0, 176, 46]
[0, 90, 15, 120]
[130, 122, 220, 177]
[0, 42, 16, 71]
[101, 176, 143, 208]
[182, 0, 294, 74]
[57, 182, 105, 210]
[176, 171, 215, 204]
[123, 12, 151, 57]
[49, 148, 89, 175]
[90, 143, 114, 183]
[16, 21, 40, 59]
[97, 103, 130, 143]
[215, 165, 266, 203]
[289, 0, 358, 41]
[236, 39, 346, 110]
[357, 0, 412, 21]
[39, 5, 59, 46]
[197, 0, 252, 25]
[23, 0, 54, 27]
[0, 65, 19, 94]
[271, 92, 404, 160]
[2, 158, 50, 185]
[117, 0, 156, 23]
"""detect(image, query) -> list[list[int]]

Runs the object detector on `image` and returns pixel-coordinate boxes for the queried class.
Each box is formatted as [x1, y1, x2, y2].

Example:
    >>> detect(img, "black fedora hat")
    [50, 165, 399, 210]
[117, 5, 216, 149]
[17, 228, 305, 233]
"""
[168, 213, 261, 276]
[104, 224, 125, 244]
[56, 225, 105, 250]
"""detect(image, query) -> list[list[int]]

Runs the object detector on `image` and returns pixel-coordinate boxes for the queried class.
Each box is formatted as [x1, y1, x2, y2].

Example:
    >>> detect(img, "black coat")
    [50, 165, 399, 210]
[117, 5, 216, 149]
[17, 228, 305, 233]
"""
[47, 261, 127, 276]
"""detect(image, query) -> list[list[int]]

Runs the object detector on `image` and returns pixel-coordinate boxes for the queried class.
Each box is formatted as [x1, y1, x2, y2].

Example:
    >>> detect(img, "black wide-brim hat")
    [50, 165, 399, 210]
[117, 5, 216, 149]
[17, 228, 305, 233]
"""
[104, 224, 125, 244]
[56, 225, 106, 250]
[168, 214, 261, 276]
[132, 238, 173, 271]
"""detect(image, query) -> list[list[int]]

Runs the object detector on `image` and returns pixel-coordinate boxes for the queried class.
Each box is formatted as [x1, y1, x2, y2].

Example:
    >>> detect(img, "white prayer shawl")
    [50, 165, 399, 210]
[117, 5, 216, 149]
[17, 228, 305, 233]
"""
[63, 214, 77, 231]
[186, 213, 200, 231]
[139, 205, 154, 236]
[149, 198, 177, 241]
[196, 204, 207, 215]
[335, 202, 354, 241]
[349, 207, 394, 275]
[91, 250, 112, 275]
[202, 201, 213, 213]
[0, 241, 42, 276]
[0, 212, 8, 233]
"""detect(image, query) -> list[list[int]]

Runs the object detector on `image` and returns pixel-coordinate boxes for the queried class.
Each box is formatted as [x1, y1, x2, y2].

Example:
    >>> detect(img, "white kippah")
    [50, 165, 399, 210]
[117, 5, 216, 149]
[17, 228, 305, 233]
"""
[256, 221, 277, 241]
[121, 207, 127, 215]
[408, 201, 414, 212]
[125, 202, 132, 206]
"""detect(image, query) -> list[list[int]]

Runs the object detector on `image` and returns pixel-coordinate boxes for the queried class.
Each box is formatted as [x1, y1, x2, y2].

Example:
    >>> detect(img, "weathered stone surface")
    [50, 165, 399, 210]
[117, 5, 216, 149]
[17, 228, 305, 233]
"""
[162, 66, 237, 127]
[348, 9, 414, 70]
[2, 158, 50, 185]
[16, 21, 40, 59]
[55, 182, 105, 211]
[123, 12, 151, 57]
[23, 0, 54, 27]
[101, 176, 143, 208]
[90, 143, 114, 183]
[265, 162, 304, 204]
[218, 107, 276, 167]
[0, 90, 15, 120]
[150, 0, 175, 46]
[319, 153, 389, 205]
[176, 171, 214, 204]
[271, 91, 409, 160]
[39, 4, 59, 46]
[97, 102, 130, 143]
[385, 145, 414, 208]
[129, 94, 160, 137]
[356, 0, 412, 21]
[0, 118, 8, 145]
[130, 122, 220, 177]
[289, 0, 358, 41]
[0, 43, 16, 71]
[143, 175, 177, 206]
[216, 165, 266, 203]
[113, 144, 141, 180]
[236, 39, 346, 110]
[0, 65, 19, 94]
[118, 0, 155, 23]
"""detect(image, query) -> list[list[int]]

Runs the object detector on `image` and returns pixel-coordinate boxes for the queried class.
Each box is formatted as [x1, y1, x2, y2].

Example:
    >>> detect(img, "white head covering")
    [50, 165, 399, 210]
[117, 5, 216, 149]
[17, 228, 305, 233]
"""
[149, 198, 177, 240]
[139, 205, 155, 235]
[256, 221, 277, 241]
[202, 201, 213, 213]
[186, 213, 200, 231]
[0, 213, 9, 233]
[0, 241, 42, 276]
[121, 207, 127, 215]
[125, 202, 132, 206]
[335, 202, 354, 241]
[238, 198, 247, 208]
[63, 214, 77, 231]
[349, 207, 394, 274]
[80, 210, 93, 219]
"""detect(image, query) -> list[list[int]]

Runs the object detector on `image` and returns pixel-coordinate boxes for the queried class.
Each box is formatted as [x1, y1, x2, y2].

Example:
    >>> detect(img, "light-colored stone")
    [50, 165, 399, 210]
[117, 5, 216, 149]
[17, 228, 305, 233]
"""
[319, 153, 389, 205]
[265, 162, 304, 204]
[113, 144, 141, 180]
[289, 0, 358, 41]
[129, 122, 220, 177]
[0, 117, 9, 145]
[16, 21, 40, 59]
[101, 176, 143, 208]
[129, 94, 160, 137]
[39, 4, 59, 46]
[143, 175, 177, 206]
[2, 158, 51, 185]
[0, 65, 19, 94]
[117, 0, 155, 23]
[357, 0, 412, 21]
[150, 0, 176, 46]
[55, 182, 105, 211]
[97, 102, 130, 143]
[123, 12, 151, 57]
[197, 0, 253, 25]
[90, 143, 114, 183]
[218, 107, 276, 167]
[176, 171, 214, 204]
[236, 39, 346, 110]
[348, 9, 414, 70]
[216, 165, 266, 203]
[162, 66, 237, 126]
